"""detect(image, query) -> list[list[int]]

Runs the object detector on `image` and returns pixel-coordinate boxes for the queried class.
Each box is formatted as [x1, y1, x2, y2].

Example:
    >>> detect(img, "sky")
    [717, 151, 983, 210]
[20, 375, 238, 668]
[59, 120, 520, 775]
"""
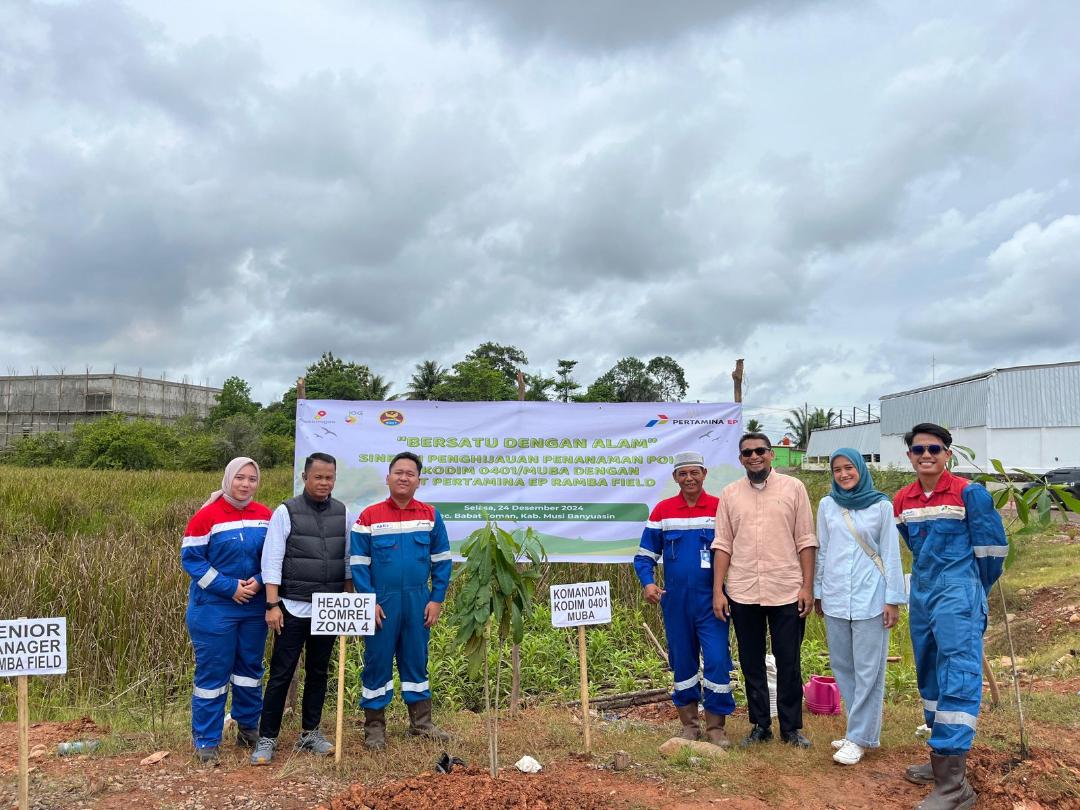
[2, 0, 1078, 438]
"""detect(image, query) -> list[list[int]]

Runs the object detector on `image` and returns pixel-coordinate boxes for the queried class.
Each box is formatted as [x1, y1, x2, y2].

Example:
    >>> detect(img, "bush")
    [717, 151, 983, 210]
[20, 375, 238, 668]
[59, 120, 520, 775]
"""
[255, 433, 294, 468]
[71, 416, 178, 470]
[10, 431, 74, 467]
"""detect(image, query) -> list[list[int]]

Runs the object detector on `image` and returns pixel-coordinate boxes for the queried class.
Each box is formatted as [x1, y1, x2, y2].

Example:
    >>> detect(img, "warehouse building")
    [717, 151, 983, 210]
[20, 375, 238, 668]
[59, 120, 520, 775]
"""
[804, 421, 882, 470]
[0, 372, 221, 451]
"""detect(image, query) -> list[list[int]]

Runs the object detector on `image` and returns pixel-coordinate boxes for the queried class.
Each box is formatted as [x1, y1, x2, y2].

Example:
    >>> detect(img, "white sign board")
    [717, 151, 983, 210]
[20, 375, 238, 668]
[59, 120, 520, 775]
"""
[550, 581, 612, 628]
[311, 593, 377, 636]
[0, 617, 67, 677]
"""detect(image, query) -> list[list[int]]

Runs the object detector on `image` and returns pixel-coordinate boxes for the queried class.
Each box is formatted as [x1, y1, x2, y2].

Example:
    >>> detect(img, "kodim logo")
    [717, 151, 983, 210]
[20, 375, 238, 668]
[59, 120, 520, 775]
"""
[380, 410, 405, 426]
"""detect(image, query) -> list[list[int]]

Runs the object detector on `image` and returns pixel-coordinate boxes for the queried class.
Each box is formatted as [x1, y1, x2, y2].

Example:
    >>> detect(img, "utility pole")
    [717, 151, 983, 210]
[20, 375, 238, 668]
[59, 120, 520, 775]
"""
[732, 359, 744, 403]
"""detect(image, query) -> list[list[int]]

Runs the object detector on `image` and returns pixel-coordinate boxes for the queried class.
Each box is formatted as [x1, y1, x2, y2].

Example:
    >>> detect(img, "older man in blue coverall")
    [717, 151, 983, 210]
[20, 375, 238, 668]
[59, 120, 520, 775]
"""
[894, 423, 1007, 810]
[350, 451, 453, 750]
[634, 451, 736, 747]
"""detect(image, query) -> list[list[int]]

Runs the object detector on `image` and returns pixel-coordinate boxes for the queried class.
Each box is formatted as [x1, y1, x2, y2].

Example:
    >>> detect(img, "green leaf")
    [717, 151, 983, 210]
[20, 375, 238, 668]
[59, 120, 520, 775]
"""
[991, 458, 1006, 476]
[1052, 485, 1080, 514]
[1014, 488, 1030, 524]
[993, 488, 1011, 509]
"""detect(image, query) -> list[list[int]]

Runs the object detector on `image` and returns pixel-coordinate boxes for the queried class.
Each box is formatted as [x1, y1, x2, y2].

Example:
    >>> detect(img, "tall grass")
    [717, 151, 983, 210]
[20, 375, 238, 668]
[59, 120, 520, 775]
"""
[0, 465, 923, 721]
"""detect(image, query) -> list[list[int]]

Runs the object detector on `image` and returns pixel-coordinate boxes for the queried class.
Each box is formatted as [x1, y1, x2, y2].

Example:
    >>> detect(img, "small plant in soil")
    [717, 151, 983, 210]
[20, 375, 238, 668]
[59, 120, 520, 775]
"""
[451, 521, 546, 777]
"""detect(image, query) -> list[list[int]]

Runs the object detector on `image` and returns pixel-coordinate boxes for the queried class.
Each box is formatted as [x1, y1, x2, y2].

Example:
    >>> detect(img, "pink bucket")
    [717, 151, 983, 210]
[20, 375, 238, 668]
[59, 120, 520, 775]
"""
[803, 675, 841, 715]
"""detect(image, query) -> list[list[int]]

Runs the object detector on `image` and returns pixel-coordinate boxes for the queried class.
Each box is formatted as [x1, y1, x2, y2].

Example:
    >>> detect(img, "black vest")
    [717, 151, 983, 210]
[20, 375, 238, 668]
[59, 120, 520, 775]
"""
[280, 493, 348, 601]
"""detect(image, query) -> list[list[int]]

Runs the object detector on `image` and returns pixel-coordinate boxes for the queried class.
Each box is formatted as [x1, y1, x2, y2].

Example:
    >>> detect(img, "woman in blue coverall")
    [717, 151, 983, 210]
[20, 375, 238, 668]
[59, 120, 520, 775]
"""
[181, 457, 271, 763]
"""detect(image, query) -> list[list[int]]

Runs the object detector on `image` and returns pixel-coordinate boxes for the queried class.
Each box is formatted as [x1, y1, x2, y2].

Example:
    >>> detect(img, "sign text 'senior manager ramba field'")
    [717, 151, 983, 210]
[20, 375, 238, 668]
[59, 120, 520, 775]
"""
[295, 401, 742, 562]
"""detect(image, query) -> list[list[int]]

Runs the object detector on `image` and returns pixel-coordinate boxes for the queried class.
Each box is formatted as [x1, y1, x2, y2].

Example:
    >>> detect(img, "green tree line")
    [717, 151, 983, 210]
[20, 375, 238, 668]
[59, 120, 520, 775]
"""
[7, 344, 689, 470]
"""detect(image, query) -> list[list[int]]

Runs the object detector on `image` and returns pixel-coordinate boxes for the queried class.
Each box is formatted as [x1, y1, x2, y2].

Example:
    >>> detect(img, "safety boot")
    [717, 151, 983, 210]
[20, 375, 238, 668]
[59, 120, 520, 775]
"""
[703, 711, 730, 748]
[364, 708, 387, 750]
[406, 699, 452, 742]
[915, 753, 976, 810]
[235, 726, 259, 749]
[905, 759, 935, 785]
[675, 704, 701, 741]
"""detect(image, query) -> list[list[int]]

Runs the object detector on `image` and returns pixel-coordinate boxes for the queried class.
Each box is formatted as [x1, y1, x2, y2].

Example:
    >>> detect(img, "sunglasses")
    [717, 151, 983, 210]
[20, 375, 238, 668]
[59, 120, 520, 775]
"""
[909, 444, 945, 456]
[740, 447, 770, 457]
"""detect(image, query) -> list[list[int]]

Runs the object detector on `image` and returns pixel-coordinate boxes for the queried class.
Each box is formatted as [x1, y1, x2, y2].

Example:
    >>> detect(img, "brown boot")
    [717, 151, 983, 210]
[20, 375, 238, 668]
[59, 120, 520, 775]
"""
[364, 708, 386, 750]
[703, 711, 730, 749]
[915, 753, 976, 810]
[676, 704, 701, 740]
[905, 760, 935, 785]
[406, 699, 451, 742]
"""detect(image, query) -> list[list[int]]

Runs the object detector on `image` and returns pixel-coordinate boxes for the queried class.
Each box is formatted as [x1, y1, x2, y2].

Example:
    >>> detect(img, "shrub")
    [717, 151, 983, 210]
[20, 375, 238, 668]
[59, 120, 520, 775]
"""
[10, 431, 74, 467]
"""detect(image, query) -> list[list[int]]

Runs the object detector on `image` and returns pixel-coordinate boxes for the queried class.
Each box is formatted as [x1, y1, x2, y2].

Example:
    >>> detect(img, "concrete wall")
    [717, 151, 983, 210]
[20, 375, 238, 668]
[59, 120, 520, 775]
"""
[880, 426, 1080, 474]
[0, 374, 220, 451]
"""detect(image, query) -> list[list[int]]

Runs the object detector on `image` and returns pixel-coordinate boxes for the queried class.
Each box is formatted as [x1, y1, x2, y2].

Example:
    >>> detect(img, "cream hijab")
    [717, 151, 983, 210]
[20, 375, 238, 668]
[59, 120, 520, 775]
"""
[200, 456, 261, 510]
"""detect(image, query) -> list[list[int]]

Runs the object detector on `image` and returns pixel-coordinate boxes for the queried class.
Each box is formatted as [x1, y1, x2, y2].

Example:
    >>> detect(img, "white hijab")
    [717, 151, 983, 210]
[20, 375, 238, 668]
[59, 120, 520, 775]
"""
[200, 456, 260, 510]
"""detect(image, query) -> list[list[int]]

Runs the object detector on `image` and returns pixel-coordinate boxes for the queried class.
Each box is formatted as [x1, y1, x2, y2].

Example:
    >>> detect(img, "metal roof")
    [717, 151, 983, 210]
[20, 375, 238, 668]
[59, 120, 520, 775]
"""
[880, 360, 1080, 433]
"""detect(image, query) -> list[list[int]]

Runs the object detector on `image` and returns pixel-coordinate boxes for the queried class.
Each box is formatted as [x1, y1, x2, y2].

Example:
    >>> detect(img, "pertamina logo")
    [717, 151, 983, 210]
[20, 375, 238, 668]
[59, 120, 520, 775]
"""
[645, 414, 669, 427]
[379, 410, 405, 426]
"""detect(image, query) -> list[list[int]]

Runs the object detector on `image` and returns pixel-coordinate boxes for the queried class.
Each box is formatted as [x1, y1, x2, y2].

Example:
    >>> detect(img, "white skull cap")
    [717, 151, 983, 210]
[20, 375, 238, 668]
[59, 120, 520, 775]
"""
[673, 451, 706, 470]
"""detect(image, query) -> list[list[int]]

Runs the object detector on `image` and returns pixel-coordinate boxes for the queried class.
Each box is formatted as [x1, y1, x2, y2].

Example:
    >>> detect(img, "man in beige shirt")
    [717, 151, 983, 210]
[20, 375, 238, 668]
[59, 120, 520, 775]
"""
[711, 432, 817, 748]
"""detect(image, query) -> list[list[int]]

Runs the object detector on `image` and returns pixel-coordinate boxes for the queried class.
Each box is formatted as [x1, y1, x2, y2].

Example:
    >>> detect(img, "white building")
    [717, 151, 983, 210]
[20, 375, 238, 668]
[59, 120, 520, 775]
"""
[804, 421, 882, 470]
[878, 361, 1080, 474]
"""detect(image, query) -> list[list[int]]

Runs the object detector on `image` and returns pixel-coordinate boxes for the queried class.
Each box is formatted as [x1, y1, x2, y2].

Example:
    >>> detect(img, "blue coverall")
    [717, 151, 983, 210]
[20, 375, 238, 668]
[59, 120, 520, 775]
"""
[634, 492, 736, 716]
[350, 498, 452, 710]
[894, 472, 1007, 755]
[181, 500, 270, 749]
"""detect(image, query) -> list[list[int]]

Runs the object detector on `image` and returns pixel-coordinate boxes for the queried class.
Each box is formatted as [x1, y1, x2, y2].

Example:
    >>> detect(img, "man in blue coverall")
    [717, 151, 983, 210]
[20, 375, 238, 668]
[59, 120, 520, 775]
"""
[634, 451, 736, 747]
[894, 423, 1007, 810]
[350, 452, 453, 750]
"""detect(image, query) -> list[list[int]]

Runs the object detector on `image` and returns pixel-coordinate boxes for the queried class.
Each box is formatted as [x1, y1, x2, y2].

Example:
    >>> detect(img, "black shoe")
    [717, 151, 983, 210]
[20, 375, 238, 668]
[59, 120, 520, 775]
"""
[740, 725, 773, 747]
[781, 730, 811, 748]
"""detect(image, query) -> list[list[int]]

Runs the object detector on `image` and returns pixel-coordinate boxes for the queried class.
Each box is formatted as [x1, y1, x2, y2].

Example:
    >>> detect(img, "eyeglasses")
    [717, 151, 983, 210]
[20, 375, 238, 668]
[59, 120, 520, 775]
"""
[909, 444, 945, 457]
[740, 447, 770, 457]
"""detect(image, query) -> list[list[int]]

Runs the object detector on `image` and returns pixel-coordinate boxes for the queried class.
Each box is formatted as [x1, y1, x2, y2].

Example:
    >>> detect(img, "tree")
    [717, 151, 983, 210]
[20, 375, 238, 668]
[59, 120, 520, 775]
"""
[208, 376, 260, 426]
[465, 342, 529, 385]
[783, 407, 838, 449]
[359, 373, 394, 401]
[524, 373, 556, 401]
[582, 355, 689, 402]
[303, 352, 377, 400]
[433, 359, 517, 402]
[745, 418, 764, 433]
[407, 360, 449, 400]
[553, 359, 580, 403]
[452, 522, 545, 777]
[646, 356, 689, 402]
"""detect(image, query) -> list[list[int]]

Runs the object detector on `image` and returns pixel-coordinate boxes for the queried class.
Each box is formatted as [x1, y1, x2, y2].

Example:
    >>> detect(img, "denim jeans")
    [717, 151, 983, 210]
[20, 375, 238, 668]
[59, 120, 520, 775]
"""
[824, 613, 889, 748]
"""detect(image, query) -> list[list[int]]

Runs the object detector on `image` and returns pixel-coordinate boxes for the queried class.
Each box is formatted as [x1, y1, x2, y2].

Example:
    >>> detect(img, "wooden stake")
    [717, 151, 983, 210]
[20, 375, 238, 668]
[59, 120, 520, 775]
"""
[17, 615, 29, 810]
[577, 625, 591, 754]
[335, 635, 346, 766]
[641, 622, 668, 666]
[982, 652, 1001, 707]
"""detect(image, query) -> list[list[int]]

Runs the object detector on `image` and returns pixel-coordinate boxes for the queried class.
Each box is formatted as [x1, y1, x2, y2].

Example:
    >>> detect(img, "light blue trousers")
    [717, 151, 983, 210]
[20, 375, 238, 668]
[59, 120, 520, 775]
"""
[824, 613, 889, 749]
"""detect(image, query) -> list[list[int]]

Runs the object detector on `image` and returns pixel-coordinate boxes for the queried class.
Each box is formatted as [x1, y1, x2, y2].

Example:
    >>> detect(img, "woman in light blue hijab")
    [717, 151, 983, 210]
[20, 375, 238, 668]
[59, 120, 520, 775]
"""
[814, 448, 907, 765]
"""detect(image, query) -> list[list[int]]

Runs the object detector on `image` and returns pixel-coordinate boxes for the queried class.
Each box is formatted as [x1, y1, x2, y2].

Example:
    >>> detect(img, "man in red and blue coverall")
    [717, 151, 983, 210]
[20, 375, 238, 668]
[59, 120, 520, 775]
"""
[634, 451, 736, 747]
[351, 452, 452, 750]
[894, 423, 1007, 810]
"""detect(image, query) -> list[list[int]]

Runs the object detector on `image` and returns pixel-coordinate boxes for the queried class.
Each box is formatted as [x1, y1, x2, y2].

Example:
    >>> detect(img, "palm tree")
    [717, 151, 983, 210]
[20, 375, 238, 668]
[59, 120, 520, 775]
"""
[359, 373, 394, 400]
[745, 418, 764, 433]
[406, 360, 449, 400]
[783, 407, 837, 449]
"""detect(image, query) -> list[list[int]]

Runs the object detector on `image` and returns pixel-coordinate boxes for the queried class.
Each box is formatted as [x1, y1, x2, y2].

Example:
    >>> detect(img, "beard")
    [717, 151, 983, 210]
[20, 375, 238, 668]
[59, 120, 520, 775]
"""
[746, 467, 771, 484]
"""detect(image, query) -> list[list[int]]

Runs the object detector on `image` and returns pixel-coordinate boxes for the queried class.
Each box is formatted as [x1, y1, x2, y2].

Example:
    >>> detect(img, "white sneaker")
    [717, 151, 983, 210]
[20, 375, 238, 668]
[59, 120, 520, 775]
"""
[831, 738, 847, 750]
[832, 740, 864, 765]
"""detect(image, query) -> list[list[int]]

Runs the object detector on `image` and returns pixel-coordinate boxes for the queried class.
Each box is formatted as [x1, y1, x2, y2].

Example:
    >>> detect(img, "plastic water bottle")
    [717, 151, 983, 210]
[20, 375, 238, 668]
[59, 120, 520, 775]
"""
[765, 654, 778, 719]
[56, 740, 101, 755]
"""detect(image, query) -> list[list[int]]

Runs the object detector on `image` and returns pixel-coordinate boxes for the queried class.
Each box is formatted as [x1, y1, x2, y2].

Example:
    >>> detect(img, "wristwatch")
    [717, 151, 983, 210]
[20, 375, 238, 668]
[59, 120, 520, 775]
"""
[266, 601, 282, 610]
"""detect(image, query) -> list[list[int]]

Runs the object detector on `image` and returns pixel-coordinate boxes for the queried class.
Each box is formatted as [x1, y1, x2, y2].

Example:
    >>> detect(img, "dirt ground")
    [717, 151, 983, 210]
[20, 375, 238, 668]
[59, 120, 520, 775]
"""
[3, 703, 1078, 810]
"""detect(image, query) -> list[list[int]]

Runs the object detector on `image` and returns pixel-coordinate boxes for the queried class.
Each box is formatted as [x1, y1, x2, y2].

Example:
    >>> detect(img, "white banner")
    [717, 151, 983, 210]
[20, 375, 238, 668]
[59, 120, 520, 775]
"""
[294, 400, 742, 562]
[550, 581, 612, 628]
[0, 617, 67, 677]
[310, 593, 377, 636]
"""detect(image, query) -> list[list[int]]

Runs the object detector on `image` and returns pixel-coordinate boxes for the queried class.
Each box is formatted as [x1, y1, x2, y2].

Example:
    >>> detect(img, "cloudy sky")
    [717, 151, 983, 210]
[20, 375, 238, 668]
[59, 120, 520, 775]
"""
[3, 0, 1077, 436]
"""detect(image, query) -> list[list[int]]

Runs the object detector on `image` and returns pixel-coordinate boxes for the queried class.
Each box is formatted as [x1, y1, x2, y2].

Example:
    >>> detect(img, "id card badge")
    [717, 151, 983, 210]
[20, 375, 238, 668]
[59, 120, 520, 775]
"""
[700, 548, 711, 569]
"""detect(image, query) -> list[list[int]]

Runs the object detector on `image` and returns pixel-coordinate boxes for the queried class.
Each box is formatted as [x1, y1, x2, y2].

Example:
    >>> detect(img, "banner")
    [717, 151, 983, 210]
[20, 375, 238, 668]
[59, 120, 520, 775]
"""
[294, 400, 742, 562]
